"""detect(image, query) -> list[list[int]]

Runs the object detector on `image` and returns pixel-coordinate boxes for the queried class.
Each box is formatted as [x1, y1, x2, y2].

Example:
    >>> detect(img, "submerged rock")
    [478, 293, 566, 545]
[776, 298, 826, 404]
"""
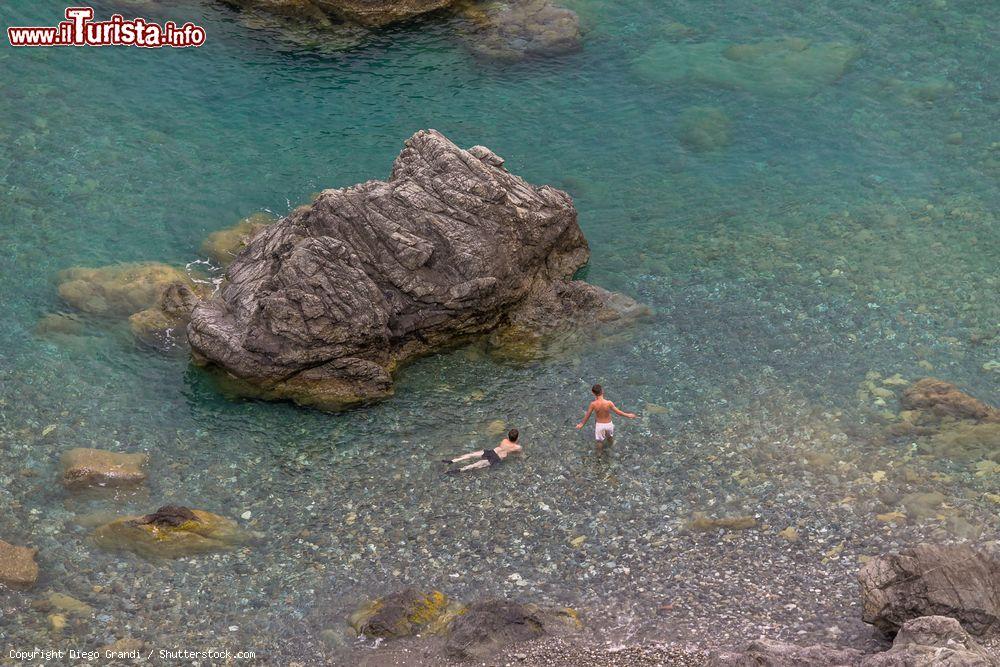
[676, 106, 732, 152]
[858, 544, 1000, 638]
[686, 512, 757, 531]
[188, 130, 645, 409]
[444, 599, 581, 659]
[861, 615, 997, 666]
[60, 448, 149, 490]
[57, 263, 199, 317]
[35, 312, 87, 338]
[901, 378, 999, 423]
[634, 37, 860, 97]
[313, 0, 458, 26]
[349, 588, 461, 637]
[219, 0, 457, 28]
[201, 212, 276, 267]
[0, 540, 39, 589]
[93, 506, 251, 559]
[128, 282, 205, 346]
[709, 638, 865, 666]
[459, 0, 582, 62]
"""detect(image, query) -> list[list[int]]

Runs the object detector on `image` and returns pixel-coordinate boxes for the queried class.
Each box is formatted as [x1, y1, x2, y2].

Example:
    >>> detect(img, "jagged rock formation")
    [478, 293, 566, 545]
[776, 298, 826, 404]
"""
[188, 129, 645, 409]
[858, 543, 1000, 638]
[861, 616, 997, 667]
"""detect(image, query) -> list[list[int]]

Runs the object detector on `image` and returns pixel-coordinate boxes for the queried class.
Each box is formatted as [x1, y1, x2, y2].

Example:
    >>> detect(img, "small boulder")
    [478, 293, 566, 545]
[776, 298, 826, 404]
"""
[201, 212, 275, 267]
[348, 588, 461, 638]
[444, 599, 581, 659]
[60, 448, 149, 490]
[93, 506, 251, 559]
[858, 544, 1000, 638]
[0, 539, 39, 589]
[901, 378, 998, 423]
[709, 638, 865, 666]
[860, 616, 996, 666]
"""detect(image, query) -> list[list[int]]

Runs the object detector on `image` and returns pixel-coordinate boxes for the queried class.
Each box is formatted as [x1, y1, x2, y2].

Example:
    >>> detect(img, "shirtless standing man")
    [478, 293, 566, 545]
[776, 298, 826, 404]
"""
[443, 429, 523, 473]
[576, 384, 637, 449]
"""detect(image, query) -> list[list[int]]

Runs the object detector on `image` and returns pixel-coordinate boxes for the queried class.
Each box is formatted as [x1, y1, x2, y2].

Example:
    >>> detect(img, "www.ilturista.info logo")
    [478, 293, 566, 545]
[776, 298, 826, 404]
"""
[7, 7, 206, 48]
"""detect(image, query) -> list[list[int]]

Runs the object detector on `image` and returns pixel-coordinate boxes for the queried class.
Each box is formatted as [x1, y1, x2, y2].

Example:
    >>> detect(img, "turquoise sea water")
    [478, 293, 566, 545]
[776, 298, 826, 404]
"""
[1, 0, 997, 662]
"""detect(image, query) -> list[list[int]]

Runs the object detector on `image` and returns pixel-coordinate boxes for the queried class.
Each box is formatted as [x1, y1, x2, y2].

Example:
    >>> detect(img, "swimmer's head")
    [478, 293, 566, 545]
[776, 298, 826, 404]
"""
[507, 429, 519, 443]
[591, 383, 603, 397]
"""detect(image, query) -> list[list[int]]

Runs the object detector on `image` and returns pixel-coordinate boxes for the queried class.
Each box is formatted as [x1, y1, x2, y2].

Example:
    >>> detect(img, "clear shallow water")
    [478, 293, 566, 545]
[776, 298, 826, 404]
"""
[1, 0, 997, 662]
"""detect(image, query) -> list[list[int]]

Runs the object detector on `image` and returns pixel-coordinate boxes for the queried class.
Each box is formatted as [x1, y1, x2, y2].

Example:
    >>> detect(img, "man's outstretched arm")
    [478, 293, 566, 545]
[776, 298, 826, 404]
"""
[576, 404, 595, 429]
[611, 403, 637, 418]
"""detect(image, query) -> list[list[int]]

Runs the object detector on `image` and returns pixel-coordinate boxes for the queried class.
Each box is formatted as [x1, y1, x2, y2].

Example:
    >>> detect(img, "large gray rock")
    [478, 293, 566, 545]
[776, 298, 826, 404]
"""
[708, 638, 865, 666]
[860, 616, 998, 667]
[858, 544, 1000, 638]
[188, 130, 644, 409]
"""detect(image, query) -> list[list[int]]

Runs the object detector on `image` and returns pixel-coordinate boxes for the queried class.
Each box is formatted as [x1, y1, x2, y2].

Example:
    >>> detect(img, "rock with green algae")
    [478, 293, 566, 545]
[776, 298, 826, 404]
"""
[60, 448, 149, 490]
[57, 262, 202, 317]
[676, 106, 732, 152]
[93, 505, 251, 559]
[0, 539, 39, 589]
[901, 378, 998, 423]
[633, 37, 861, 98]
[457, 0, 582, 62]
[201, 212, 276, 267]
[128, 282, 205, 346]
[348, 588, 463, 638]
[444, 599, 582, 659]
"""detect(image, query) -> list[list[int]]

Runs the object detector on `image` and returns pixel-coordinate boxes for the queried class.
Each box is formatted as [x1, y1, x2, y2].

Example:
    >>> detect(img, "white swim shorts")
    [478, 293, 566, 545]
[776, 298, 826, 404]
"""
[595, 421, 614, 441]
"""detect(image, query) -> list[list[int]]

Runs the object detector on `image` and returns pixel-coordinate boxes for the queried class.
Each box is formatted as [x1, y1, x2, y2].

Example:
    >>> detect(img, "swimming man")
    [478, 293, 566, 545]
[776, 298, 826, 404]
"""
[576, 384, 636, 448]
[442, 429, 522, 473]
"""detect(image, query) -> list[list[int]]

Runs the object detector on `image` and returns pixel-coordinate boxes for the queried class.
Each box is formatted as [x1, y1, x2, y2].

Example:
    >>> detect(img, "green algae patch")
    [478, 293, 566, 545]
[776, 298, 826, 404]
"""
[93, 506, 251, 559]
[201, 212, 276, 267]
[634, 37, 860, 97]
[676, 106, 732, 152]
[349, 588, 463, 638]
[57, 263, 200, 316]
